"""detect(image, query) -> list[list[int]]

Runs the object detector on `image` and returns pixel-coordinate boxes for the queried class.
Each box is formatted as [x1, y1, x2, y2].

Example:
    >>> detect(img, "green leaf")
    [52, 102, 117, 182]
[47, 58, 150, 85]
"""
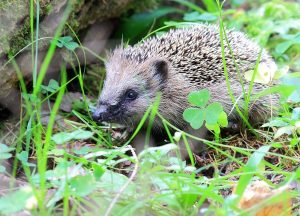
[205, 123, 220, 134]
[235, 145, 271, 197]
[56, 36, 72, 48]
[21, 93, 40, 103]
[202, 0, 219, 12]
[48, 148, 65, 156]
[0, 187, 35, 214]
[205, 102, 223, 125]
[218, 111, 228, 127]
[232, 0, 246, 6]
[0, 143, 15, 153]
[274, 126, 295, 139]
[73, 146, 92, 155]
[52, 129, 94, 145]
[93, 164, 105, 181]
[183, 11, 217, 22]
[16, 151, 36, 167]
[69, 174, 97, 197]
[99, 170, 135, 195]
[139, 143, 179, 159]
[275, 41, 293, 54]
[41, 79, 60, 93]
[64, 41, 79, 51]
[114, 7, 182, 43]
[271, 142, 283, 148]
[47, 182, 66, 208]
[291, 107, 300, 120]
[290, 138, 299, 146]
[262, 119, 289, 127]
[296, 167, 300, 179]
[0, 153, 12, 160]
[280, 77, 300, 103]
[188, 89, 210, 107]
[17, 151, 28, 162]
[288, 88, 300, 103]
[57, 36, 79, 51]
[48, 79, 59, 90]
[183, 108, 205, 129]
[275, 33, 300, 55]
[59, 36, 73, 43]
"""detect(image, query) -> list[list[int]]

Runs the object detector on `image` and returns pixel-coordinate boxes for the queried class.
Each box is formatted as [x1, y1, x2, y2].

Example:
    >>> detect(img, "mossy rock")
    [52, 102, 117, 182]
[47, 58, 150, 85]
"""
[0, 0, 158, 57]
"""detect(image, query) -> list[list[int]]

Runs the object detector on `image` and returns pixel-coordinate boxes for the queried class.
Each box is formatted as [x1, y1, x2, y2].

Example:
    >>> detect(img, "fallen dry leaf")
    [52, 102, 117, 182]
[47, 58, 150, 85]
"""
[233, 180, 291, 216]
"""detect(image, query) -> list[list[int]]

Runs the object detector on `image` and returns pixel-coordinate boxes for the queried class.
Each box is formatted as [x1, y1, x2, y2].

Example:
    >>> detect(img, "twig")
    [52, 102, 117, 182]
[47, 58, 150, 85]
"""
[104, 145, 139, 216]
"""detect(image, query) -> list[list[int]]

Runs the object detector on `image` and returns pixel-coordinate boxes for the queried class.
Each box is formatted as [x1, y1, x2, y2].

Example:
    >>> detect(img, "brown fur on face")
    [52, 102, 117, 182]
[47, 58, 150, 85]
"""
[97, 49, 177, 127]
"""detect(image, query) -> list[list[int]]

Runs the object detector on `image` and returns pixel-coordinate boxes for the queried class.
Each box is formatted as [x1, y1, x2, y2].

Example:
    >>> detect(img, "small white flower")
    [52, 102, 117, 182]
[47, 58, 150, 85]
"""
[22, 186, 33, 193]
[25, 195, 38, 210]
[244, 62, 277, 84]
[173, 131, 182, 142]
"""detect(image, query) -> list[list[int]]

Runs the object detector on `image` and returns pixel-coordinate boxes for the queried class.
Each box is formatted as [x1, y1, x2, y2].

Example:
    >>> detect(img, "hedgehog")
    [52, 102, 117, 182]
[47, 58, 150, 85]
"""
[92, 24, 278, 157]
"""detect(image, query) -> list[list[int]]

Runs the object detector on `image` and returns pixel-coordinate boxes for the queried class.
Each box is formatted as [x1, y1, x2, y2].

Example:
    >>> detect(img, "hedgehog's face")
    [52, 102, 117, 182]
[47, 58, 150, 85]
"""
[92, 54, 168, 127]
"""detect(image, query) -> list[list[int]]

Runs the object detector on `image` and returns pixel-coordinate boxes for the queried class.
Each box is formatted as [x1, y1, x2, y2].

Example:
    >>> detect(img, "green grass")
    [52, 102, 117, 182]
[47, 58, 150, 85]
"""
[0, 0, 300, 215]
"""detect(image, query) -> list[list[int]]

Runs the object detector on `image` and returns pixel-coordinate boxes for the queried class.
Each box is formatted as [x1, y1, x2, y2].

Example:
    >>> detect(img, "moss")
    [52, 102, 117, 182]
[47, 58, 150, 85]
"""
[8, 19, 31, 56]
[45, 4, 53, 15]
[0, 0, 27, 56]
[69, 0, 159, 30]
[4, 0, 157, 56]
[132, 0, 160, 12]
[0, 0, 20, 10]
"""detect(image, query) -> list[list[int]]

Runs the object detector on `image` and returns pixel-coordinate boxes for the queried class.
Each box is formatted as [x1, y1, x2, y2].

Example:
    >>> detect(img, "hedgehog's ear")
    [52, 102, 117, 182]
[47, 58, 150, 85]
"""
[151, 59, 168, 83]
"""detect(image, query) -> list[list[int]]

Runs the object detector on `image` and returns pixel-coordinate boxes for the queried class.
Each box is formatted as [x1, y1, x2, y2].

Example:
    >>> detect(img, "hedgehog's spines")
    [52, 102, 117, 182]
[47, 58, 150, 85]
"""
[117, 24, 272, 90]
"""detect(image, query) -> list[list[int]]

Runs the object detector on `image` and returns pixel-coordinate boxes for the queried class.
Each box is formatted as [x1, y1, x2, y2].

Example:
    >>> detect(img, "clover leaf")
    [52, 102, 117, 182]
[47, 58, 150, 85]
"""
[205, 102, 223, 125]
[183, 108, 205, 129]
[183, 89, 228, 139]
[188, 89, 210, 107]
[56, 36, 79, 51]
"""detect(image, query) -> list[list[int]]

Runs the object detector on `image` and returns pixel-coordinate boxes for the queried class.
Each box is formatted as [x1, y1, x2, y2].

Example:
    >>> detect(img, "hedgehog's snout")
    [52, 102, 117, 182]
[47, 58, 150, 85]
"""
[92, 105, 107, 122]
[92, 104, 122, 123]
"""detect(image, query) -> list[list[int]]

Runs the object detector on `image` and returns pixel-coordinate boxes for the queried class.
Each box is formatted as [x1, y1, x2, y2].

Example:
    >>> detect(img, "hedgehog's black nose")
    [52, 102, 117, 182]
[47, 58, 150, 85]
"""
[92, 105, 107, 122]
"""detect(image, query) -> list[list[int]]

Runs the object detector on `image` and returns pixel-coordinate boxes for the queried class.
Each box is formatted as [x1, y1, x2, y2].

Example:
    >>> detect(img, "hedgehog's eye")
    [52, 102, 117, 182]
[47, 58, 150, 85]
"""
[125, 89, 138, 101]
